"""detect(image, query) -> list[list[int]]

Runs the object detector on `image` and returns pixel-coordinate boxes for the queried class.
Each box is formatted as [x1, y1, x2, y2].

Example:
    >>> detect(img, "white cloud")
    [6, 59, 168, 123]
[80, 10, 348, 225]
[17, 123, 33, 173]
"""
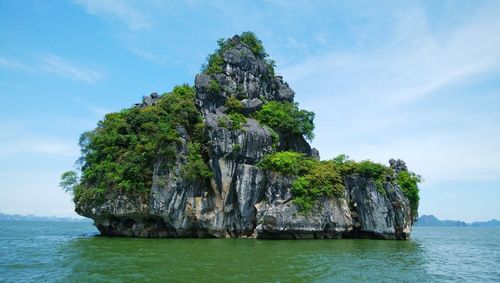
[0, 137, 79, 158]
[0, 57, 29, 71]
[39, 54, 104, 83]
[283, 5, 500, 104]
[125, 45, 171, 65]
[74, 0, 151, 30]
[29, 138, 80, 158]
[0, 122, 79, 158]
[281, 4, 500, 184]
[346, 132, 500, 185]
[0, 55, 104, 83]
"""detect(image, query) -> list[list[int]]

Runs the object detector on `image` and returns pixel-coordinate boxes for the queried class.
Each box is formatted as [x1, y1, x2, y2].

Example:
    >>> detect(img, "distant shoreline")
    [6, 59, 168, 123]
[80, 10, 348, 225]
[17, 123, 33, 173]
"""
[416, 215, 500, 227]
[0, 213, 90, 222]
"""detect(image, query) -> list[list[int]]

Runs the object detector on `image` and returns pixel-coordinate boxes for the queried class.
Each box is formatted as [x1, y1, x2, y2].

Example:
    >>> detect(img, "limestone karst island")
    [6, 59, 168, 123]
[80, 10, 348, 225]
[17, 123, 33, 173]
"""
[61, 32, 421, 240]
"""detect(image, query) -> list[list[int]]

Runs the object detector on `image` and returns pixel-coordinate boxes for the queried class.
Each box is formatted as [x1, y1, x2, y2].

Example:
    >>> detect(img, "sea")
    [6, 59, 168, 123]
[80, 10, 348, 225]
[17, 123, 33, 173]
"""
[0, 220, 499, 282]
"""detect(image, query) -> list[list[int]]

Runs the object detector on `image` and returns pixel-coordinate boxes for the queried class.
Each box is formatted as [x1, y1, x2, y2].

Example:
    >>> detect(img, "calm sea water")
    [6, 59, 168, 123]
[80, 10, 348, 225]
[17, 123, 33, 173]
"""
[0, 221, 499, 282]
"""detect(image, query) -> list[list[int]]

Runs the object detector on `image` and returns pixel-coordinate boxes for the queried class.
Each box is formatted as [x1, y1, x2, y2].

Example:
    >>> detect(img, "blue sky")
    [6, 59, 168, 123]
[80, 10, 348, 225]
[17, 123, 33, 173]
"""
[1, 0, 499, 221]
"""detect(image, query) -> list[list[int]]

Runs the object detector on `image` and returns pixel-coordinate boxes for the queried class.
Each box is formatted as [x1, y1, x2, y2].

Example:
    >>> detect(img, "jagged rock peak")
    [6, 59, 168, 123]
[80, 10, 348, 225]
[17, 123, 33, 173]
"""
[135, 92, 159, 107]
[194, 32, 313, 156]
[195, 33, 295, 113]
[390, 159, 408, 174]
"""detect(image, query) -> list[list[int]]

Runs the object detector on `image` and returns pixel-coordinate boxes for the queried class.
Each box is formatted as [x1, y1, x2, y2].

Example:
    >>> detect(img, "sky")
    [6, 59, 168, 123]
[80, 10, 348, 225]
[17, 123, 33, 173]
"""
[0, 0, 499, 222]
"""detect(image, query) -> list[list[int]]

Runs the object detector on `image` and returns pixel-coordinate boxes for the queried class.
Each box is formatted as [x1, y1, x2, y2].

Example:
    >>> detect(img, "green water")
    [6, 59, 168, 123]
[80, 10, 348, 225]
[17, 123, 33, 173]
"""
[0, 221, 499, 282]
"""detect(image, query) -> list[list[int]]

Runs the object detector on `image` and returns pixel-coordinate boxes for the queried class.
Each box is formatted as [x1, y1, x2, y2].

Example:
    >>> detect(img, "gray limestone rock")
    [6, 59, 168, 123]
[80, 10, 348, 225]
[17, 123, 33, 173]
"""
[76, 34, 415, 240]
[311, 148, 321, 160]
[240, 98, 263, 115]
[140, 92, 160, 107]
[345, 175, 412, 239]
[390, 159, 408, 174]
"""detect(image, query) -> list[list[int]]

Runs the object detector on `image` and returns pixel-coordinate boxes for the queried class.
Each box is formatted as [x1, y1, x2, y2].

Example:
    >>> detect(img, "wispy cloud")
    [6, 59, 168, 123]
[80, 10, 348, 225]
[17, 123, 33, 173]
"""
[126, 45, 171, 65]
[0, 57, 30, 72]
[283, 5, 500, 104]
[0, 137, 79, 158]
[73, 0, 162, 65]
[1, 54, 104, 84]
[349, 128, 500, 185]
[29, 138, 80, 158]
[0, 122, 79, 158]
[39, 54, 104, 83]
[74, 0, 151, 30]
[281, 4, 500, 184]
[284, 34, 500, 106]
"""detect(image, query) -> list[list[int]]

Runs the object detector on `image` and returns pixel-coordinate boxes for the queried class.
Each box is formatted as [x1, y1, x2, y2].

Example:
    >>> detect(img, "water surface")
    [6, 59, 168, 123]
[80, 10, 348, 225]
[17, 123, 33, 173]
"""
[0, 221, 499, 282]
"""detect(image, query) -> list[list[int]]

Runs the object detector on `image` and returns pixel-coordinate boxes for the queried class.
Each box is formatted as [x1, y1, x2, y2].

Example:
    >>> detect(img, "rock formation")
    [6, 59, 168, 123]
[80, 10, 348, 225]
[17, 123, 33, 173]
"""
[74, 33, 416, 240]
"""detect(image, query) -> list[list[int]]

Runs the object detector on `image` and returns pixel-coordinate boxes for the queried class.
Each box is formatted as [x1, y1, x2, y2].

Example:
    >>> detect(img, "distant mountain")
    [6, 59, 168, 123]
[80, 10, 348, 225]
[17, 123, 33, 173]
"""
[469, 219, 500, 227]
[416, 215, 467, 227]
[416, 215, 500, 227]
[0, 213, 90, 222]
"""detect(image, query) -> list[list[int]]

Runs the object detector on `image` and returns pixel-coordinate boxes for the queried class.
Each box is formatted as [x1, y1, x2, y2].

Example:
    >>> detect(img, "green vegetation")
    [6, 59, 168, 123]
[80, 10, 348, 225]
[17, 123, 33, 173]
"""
[59, 32, 420, 222]
[239, 31, 268, 58]
[208, 80, 221, 94]
[60, 171, 79, 193]
[181, 142, 213, 181]
[396, 171, 421, 218]
[333, 154, 421, 215]
[201, 31, 275, 78]
[266, 126, 280, 150]
[266, 59, 276, 77]
[232, 144, 242, 152]
[259, 152, 343, 211]
[218, 116, 228, 128]
[259, 151, 313, 176]
[255, 101, 315, 141]
[356, 161, 391, 179]
[65, 84, 210, 204]
[260, 152, 420, 213]
[292, 161, 345, 211]
[224, 96, 243, 113]
[331, 156, 392, 192]
[217, 113, 246, 131]
[204, 53, 224, 76]
[217, 95, 247, 131]
[228, 113, 246, 130]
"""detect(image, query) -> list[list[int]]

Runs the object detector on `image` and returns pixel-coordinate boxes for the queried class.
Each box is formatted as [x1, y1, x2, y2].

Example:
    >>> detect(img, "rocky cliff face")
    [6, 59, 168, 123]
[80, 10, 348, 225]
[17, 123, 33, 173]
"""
[76, 34, 414, 240]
